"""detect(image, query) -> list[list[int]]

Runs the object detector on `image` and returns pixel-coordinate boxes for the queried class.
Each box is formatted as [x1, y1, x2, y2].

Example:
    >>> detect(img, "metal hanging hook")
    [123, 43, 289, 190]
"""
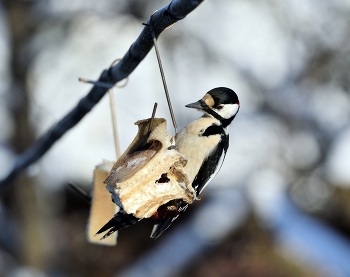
[143, 13, 178, 135]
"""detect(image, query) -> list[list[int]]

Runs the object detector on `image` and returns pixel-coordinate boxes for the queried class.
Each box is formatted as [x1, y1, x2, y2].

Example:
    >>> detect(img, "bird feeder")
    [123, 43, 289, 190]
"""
[104, 118, 196, 219]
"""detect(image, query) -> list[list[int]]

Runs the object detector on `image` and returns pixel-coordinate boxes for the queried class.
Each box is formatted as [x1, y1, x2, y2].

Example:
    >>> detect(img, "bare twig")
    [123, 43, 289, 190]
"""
[148, 102, 158, 134]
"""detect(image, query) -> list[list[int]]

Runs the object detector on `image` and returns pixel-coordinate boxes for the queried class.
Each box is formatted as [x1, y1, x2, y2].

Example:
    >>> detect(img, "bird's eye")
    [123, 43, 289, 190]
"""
[217, 105, 223, 110]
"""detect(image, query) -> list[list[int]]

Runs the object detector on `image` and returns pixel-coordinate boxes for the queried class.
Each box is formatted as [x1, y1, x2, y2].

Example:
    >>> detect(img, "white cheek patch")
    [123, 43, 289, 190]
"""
[216, 104, 239, 119]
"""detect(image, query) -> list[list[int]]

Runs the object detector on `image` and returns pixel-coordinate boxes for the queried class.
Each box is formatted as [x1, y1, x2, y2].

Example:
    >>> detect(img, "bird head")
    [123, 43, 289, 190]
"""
[185, 87, 240, 125]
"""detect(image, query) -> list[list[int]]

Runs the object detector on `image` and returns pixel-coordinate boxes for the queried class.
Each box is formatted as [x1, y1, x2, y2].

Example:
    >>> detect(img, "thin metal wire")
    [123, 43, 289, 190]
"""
[110, 59, 129, 88]
[152, 10, 176, 30]
[145, 13, 177, 135]
[152, 34, 178, 135]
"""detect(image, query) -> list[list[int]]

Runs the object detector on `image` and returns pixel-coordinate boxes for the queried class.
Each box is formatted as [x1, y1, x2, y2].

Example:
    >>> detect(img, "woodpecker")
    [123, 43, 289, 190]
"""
[150, 87, 240, 239]
[95, 87, 239, 240]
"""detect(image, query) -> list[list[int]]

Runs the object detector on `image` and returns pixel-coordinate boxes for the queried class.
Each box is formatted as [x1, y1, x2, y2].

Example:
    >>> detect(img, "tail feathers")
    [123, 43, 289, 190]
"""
[150, 201, 189, 239]
[96, 210, 139, 240]
[150, 217, 175, 239]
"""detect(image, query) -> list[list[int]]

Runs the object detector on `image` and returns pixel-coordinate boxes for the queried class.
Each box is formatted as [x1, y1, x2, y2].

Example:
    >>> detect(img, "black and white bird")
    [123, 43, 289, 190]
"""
[151, 87, 240, 238]
[95, 87, 240, 240]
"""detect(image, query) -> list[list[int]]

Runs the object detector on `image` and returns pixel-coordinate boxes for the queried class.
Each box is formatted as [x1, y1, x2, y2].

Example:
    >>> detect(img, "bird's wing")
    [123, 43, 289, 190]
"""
[150, 136, 228, 239]
[149, 122, 230, 239]
[193, 139, 228, 195]
[190, 124, 229, 195]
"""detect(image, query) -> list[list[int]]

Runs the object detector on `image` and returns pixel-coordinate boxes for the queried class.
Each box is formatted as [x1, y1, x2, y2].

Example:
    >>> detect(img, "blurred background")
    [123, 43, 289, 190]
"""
[1, 0, 350, 276]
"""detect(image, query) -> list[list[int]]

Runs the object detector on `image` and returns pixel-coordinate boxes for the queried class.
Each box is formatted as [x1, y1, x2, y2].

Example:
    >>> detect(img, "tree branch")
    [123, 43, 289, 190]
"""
[0, 0, 203, 190]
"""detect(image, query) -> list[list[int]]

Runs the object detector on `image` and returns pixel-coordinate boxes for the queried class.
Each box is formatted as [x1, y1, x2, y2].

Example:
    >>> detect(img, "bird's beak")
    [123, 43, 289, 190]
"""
[185, 100, 206, 110]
